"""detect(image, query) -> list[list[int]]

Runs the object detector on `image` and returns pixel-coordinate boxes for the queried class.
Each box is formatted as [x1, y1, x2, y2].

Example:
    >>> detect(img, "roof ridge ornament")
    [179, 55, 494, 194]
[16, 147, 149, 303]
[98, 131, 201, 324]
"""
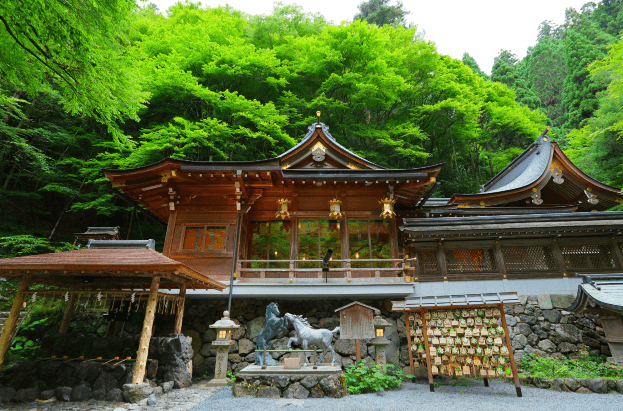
[535, 126, 550, 155]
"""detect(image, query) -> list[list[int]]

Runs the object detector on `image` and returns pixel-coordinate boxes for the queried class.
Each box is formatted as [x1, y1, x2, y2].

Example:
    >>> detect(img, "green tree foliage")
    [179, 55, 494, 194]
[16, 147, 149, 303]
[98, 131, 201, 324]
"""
[491, 50, 541, 110]
[0, 0, 148, 143]
[353, 0, 411, 27]
[0, 2, 548, 243]
[462, 53, 488, 79]
[561, 7, 616, 132]
[521, 31, 566, 127]
[247, 2, 328, 49]
[567, 36, 623, 190]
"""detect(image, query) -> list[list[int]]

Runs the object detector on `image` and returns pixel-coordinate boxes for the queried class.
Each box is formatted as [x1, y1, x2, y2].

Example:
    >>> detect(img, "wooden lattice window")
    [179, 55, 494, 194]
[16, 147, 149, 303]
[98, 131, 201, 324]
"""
[561, 244, 617, 270]
[446, 249, 497, 273]
[416, 250, 439, 275]
[502, 246, 557, 272]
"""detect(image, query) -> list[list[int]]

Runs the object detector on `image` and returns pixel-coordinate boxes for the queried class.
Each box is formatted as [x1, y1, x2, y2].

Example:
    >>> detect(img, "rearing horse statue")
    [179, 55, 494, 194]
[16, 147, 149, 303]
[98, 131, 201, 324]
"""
[285, 313, 340, 367]
[254, 302, 288, 366]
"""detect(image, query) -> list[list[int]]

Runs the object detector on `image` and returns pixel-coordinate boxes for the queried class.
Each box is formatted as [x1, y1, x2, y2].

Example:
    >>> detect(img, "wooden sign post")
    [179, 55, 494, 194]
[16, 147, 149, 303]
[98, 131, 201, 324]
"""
[335, 302, 376, 364]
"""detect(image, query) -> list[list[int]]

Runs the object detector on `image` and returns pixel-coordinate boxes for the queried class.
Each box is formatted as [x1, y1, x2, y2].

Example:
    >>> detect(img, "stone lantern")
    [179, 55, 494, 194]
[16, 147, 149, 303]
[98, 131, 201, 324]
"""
[206, 311, 240, 387]
[370, 310, 391, 370]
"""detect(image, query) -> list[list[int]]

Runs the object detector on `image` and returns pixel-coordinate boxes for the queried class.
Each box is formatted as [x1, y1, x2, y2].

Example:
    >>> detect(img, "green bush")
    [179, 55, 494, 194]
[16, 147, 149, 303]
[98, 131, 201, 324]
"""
[517, 353, 623, 380]
[343, 360, 409, 394]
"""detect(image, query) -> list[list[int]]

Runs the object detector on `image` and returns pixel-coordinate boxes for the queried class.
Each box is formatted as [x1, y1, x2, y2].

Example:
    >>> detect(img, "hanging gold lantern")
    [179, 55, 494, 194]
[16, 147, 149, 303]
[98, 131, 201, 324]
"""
[275, 198, 291, 219]
[379, 197, 396, 219]
[329, 198, 343, 219]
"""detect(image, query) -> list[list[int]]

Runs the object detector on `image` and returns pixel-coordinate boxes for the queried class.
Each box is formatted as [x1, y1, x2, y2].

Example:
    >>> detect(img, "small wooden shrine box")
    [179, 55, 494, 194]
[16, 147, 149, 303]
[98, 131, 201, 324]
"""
[335, 301, 376, 339]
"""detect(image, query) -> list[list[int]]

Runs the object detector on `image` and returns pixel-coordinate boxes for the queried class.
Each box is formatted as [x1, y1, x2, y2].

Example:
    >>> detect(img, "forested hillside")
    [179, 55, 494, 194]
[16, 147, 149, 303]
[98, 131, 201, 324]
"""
[0, 0, 622, 249]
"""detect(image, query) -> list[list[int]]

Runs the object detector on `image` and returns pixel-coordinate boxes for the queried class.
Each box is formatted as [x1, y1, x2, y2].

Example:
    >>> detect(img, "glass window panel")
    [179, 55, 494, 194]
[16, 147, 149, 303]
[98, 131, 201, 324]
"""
[298, 220, 320, 269]
[250, 221, 270, 268]
[183, 228, 202, 250]
[320, 220, 341, 261]
[207, 227, 226, 250]
[269, 220, 291, 268]
[348, 220, 369, 268]
[370, 220, 391, 268]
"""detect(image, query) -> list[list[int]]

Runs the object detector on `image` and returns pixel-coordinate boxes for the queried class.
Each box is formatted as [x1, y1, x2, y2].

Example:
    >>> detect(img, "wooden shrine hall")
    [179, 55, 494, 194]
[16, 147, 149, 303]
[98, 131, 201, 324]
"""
[0, 239, 226, 383]
[103, 123, 623, 297]
[2, 117, 623, 389]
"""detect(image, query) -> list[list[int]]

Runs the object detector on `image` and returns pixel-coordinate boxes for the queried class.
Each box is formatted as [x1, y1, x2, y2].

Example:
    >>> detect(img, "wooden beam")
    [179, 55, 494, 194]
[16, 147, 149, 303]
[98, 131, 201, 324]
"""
[133, 275, 160, 384]
[173, 285, 186, 334]
[0, 274, 32, 372]
[162, 211, 178, 257]
[420, 307, 434, 392]
[404, 311, 415, 376]
[58, 293, 76, 335]
[499, 303, 522, 397]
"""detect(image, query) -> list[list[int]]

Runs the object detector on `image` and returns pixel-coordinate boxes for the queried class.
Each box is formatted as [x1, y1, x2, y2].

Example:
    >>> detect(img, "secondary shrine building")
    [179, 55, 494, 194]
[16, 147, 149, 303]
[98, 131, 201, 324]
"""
[104, 121, 623, 303]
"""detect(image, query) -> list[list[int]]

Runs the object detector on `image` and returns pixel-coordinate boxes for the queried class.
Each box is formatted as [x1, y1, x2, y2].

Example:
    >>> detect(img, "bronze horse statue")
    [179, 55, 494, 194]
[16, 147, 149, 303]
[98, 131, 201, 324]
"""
[254, 302, 288, 366]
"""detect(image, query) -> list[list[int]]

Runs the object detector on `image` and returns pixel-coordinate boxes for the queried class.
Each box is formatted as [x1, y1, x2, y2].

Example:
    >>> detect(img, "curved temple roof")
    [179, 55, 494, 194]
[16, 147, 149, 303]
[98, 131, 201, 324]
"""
[568, 274, 623, 314]
[444, 128, 623, 211]
[482, 130, 552, 194]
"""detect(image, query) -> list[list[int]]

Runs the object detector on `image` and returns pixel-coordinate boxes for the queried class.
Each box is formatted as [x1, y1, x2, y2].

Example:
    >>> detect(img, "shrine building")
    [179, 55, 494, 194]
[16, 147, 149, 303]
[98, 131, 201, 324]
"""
[103, 120, 623, 302]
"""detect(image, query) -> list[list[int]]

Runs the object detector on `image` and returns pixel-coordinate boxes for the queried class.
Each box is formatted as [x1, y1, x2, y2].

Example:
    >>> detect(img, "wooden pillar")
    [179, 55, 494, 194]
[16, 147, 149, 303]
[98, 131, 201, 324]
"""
[436, 243, 448, 278]
[404, 310, 415, 376]
[132, 276, 160, 384]
[162, 211, 177, 257]
[499, 303, 522, 397]
[58, 294, 76, 334]
[355, 339, 361, 364]
[551, 239, 567, 275]
[173, 285, 186, 334]
[0, 274, 32, 372]
[420, 307, 434, 392]
[610, 238, 623, 269]
[494, 241, 507, 277]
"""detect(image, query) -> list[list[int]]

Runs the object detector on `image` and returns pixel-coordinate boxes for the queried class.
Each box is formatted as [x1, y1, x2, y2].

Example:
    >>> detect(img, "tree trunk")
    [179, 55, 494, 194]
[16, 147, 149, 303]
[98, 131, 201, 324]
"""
[2, 160, 17, 189]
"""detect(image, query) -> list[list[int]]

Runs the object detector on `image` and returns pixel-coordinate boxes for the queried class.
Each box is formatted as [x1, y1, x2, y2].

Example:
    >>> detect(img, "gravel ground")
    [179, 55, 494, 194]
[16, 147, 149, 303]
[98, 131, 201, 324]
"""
[192, 380, 623, 411]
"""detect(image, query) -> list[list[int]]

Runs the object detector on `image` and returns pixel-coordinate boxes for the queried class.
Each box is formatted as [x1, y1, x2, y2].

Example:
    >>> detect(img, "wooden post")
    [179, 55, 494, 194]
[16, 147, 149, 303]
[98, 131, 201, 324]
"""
[58, 294, 76, 334]
[132, 276, 160, 384]
[404, 310, 415, 376]
[173, 285, 186, 334]
[0, 274, 32, 372]
[551, 240, 567, 275]
[420, 307, 434, 392]
[162, 211, 177, 257]
[126, 207, 136, 240]
[499, 303, 522, 397]
[355, 339, 361, 364]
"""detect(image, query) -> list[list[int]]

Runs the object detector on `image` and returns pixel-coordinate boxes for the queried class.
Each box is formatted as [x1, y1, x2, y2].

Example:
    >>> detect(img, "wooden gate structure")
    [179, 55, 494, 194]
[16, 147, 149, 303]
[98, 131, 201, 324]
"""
[0, 241, 226, 383]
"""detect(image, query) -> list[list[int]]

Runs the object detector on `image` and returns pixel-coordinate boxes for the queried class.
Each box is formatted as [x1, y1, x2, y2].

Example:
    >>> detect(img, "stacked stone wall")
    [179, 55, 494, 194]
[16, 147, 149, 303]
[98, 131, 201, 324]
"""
[175, 294, 610, 378]
[0, 335, 191, 404]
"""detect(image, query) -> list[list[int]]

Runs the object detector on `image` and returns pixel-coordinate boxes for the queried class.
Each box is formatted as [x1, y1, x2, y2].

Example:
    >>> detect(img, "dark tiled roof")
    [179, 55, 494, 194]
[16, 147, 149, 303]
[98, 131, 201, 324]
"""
[482, 129, 551, 194]
[568, 274, 623, 313]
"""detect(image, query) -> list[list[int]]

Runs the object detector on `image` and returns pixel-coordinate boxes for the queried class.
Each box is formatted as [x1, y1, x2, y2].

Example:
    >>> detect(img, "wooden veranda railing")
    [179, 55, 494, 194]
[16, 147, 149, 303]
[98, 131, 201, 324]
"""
[237, 257, 416, 280]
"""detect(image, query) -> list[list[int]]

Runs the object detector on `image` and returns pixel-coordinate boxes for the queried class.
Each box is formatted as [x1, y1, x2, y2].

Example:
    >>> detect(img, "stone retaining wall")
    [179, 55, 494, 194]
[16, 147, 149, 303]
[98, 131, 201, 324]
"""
[504, 294, 610, 360]
[523, 376, 623, 394]
[0, 335, 192, 404]
[233, 374, 347, 398]
[173, 294, 610, 379]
